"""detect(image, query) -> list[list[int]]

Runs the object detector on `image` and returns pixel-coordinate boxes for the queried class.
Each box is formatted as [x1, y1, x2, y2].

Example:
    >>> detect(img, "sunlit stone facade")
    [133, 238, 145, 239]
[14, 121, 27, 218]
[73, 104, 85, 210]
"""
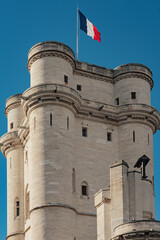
[0, 41, 160, 240]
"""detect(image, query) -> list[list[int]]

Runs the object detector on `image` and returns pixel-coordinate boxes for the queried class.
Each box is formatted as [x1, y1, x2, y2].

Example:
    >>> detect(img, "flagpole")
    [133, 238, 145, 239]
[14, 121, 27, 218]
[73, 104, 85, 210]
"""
[77, 4, 79, 60]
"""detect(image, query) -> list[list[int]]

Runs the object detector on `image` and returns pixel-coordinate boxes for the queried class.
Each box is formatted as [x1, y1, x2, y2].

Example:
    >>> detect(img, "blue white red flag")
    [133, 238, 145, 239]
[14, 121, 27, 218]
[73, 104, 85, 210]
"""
[78, 10, 101, 42]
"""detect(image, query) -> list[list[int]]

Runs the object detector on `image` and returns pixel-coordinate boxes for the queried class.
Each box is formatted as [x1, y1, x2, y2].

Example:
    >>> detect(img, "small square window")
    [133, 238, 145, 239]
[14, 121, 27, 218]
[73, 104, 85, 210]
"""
[64, 75, 68, 84]
[10, 122, 13, 129]
[107, 132, 112, 141]
[77, 85, 82, 91]
[131, 92, 136, 99]
[82, 127, 87, 137]
[115, 98, 119, 105]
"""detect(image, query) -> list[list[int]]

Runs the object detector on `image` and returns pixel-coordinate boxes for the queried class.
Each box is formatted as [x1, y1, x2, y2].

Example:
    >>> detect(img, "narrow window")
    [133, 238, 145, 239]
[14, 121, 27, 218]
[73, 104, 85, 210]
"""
[81, 182, 88, 196]
[50, 113, 53, 126]
[34, 117, 36, 130]
[148, 134, 150, 145]
[115, 98, 119, 106]
[131, 92, 136, 99]
[107, 132, 112, 141]
[77, 85, 82, 91]
[10, 122, 13, 129]
[152, 176, 155, 196]
[14, 197, 20, 217]
[25, 151, 28, 165]
[72, 168, 76, 193]
[25, 185, 30, 220]
[64, 75, 68, 84]
[67, 116, 69, 130]
[10, 158, 12, 169]
[133, 130, 135, 142]
[82, 127, 87, 137]
[16, 201, 20, 216]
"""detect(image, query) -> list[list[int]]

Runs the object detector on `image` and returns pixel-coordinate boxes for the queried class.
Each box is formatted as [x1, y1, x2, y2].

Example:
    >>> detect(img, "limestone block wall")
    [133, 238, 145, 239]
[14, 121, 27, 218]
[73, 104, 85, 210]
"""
[118, 123, 154, 176]
[27, 105, 76, 239]
[74, 74, 114, 105]
[7, 148, 24, 236]
[0, 41, 159, 240]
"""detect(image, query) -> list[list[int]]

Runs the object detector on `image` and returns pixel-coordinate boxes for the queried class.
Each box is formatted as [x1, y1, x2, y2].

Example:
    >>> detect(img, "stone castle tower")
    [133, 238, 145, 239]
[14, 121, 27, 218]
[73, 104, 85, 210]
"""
[0, 41, 160, 240]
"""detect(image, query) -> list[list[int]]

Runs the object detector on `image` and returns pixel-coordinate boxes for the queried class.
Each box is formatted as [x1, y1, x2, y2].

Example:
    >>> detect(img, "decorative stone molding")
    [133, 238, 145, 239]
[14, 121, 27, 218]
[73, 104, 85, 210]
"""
[74, 69, 113, 83]
[113, 220, 160, 239]
[21, 84, 160, 133]
[30, 203, 96, 217]
[5, 94, 22, 116]
[6, 232, 24, 239]
[0, 131, 22, 157]
[27, 51, 75, 71]
[114, 72, 153, 89]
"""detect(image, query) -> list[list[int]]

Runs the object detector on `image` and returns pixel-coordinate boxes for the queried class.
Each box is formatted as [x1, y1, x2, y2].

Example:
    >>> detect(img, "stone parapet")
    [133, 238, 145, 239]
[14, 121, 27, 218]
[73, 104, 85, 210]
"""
[0, 131, 22, 157]
[27, 41, 75, 71]
[5, 94, 22, 116]
[113, 220, 160, 239]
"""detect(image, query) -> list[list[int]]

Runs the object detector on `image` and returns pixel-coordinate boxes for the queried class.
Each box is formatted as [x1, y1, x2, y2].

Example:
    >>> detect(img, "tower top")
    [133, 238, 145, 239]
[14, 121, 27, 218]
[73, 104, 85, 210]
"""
[27, 41, 75, 71]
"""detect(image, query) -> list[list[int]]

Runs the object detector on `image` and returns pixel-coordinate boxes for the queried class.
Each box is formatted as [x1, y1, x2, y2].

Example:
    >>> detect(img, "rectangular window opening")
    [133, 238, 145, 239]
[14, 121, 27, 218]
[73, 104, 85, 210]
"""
[16, 201, 20, 216]
[107, 132, 112, 141]
[17, 207, 20, 217]
[67, 116, 69, 130]
[115, 98, 119, 106]
[131, 92, 136, 99]
[10, 122, 13, 129]
[64, 75, 68, 84]
[133, 130, 135, 142]
[82, 186, 87, 196]
[50, 113, 53, 126]
[82, 127, 87, 137]
[77, 85, 82, 91]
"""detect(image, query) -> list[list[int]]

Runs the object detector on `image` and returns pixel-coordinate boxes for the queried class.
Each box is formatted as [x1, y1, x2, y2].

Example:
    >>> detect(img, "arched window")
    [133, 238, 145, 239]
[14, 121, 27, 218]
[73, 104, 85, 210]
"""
[25, 185, 30, 220]
[81, 181, 88, 196]
[72, 168, 76, 193]
[14, 197, 20, 218]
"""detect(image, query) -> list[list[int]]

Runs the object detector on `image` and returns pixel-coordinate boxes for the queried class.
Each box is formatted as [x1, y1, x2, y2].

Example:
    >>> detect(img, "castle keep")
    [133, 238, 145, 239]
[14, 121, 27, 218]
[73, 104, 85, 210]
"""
[1, 41, 160, 240]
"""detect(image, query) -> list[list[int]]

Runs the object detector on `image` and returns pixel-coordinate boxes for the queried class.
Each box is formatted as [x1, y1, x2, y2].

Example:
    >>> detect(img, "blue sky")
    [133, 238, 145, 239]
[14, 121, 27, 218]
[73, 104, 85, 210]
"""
[0, 0, 160, 238]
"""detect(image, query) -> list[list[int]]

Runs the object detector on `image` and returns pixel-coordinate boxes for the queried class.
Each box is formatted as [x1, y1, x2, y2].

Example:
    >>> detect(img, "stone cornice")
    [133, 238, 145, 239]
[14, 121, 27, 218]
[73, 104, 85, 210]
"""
[74, 69, 113, 83]
[6, 232, 24, 240]
[0, 131, 22, 157]
[30, 202, 96, 217]
[22, 84, 160, 133]
[27, 50, 75, 72]
[113, 231, 160, 239]
[74, 69, 153, 89]
[5, 94, 22, 116]
[113, 220, 160, 239]
[114, 72, 153, 89]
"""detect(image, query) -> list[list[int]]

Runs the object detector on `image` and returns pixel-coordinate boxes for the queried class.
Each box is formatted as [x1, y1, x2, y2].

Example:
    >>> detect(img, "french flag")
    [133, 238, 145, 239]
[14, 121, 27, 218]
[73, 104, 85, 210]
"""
[79, 10, 101, 43]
